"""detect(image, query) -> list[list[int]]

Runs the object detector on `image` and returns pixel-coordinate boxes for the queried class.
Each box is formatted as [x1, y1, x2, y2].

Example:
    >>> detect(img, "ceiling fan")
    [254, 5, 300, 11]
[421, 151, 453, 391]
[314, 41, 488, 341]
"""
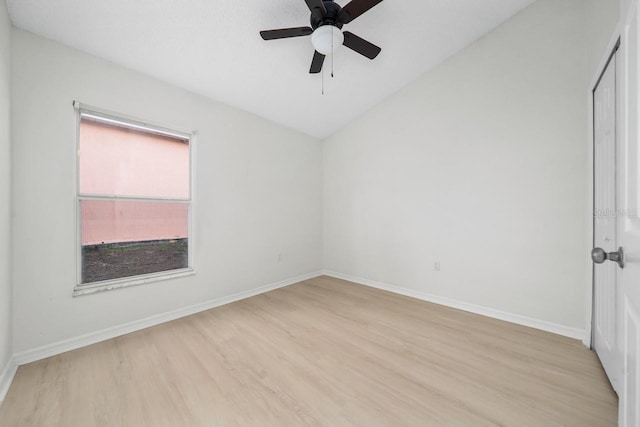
[260, 0, 383, 74]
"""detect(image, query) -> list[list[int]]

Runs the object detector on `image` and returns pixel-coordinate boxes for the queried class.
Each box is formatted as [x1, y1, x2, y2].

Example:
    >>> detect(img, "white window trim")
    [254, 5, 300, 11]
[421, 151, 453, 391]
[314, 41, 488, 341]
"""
[73, 102, 196, 296]
[73, 269, 196, 297]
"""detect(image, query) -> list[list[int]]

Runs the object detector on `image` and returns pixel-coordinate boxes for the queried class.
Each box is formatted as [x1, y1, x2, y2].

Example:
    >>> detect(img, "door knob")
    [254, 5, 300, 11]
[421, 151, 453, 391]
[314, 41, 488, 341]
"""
[592, 247, 624, 268]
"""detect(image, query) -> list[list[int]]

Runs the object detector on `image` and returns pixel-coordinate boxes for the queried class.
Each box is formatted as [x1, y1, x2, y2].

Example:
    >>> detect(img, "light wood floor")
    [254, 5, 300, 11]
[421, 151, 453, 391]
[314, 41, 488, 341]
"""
[0, 276, 617, 426]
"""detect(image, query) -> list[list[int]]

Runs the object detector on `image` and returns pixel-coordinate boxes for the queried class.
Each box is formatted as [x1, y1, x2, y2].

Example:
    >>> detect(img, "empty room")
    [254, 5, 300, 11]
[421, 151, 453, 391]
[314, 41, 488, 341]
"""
[0, 0, 639, 425]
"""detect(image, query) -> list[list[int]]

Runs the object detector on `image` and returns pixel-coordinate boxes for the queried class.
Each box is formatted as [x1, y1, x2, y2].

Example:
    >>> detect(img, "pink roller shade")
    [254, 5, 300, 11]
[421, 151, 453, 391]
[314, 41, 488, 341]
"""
[79, 120, 189, 199]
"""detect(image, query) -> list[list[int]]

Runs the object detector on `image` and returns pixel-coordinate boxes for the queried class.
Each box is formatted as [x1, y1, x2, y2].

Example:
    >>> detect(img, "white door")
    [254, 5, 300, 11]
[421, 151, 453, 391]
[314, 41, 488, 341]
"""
[593, 48, 620, 392]
[617, 0, 640, 424]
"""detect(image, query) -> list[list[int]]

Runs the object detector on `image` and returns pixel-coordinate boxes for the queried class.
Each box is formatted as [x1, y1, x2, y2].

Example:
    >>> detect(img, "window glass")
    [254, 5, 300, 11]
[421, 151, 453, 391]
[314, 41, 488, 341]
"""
[78, 111, 191, 287]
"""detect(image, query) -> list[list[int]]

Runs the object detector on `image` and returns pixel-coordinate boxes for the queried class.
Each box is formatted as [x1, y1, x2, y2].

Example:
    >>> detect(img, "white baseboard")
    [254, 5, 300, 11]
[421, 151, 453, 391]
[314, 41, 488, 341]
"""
[323, 270, 586, 341]
[0, 357, 18, 402]
[13, 271, 323, 366]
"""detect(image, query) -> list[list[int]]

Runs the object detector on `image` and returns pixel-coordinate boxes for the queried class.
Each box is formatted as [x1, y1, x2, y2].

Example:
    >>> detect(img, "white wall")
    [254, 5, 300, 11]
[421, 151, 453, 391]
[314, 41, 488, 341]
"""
[323, 0, 596, 334]
[11, 29, 323, 354]
[0, 0, 13, 381]
[586, 0, 620, 75]
[621, 0, 633, 21]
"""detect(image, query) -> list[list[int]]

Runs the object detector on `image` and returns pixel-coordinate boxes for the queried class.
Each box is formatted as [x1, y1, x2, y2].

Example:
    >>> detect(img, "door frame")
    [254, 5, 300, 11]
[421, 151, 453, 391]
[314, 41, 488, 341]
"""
[586, 26, 623, 348]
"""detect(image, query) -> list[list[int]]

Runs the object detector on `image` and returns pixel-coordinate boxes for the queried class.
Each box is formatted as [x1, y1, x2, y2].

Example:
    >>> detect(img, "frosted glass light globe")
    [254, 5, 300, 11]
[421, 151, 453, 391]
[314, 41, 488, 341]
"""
[311, 25, 343, 55]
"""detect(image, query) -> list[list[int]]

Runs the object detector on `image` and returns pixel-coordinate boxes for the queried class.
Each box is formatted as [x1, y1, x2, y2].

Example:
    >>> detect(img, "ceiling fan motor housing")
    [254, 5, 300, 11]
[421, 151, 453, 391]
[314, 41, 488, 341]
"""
[310, 0, 344, 29]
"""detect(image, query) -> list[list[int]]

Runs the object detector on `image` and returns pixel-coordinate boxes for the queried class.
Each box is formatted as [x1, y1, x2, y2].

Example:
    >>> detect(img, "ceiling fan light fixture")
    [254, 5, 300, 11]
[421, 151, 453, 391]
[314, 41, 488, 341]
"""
[311, 25, 343, 55]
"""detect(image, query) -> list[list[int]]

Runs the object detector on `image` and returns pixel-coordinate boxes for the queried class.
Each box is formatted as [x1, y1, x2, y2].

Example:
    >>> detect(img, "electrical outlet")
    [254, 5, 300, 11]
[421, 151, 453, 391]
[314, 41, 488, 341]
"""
[433, 261, 441, 271]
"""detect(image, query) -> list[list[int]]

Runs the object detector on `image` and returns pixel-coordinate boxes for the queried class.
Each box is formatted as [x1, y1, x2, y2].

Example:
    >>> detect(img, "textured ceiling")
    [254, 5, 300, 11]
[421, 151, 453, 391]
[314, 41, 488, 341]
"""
[6, 0, 535, 138]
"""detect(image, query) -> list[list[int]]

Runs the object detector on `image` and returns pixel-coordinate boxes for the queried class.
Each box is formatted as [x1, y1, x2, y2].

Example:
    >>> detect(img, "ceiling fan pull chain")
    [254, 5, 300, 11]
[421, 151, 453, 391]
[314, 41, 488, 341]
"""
[331, 30, 334, 78]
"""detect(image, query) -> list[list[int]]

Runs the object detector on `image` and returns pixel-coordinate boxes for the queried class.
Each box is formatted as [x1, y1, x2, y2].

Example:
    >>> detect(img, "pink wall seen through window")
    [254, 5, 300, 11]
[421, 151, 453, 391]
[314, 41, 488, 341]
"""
[79, 120, 189, 245]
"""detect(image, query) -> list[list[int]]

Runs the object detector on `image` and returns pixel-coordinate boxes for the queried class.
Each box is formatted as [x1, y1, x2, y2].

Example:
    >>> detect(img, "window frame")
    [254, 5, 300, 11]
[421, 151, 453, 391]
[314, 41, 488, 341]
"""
[73, 102, 196, 296]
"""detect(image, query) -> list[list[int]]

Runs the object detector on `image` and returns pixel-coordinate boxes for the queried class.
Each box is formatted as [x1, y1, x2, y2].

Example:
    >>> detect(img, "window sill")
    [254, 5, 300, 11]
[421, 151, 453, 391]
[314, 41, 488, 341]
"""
[73, 268, 195, 297]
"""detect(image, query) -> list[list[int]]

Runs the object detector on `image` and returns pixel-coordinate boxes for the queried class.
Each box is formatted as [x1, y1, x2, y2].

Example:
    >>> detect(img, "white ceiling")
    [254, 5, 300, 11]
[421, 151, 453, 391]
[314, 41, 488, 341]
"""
[6, 0, 535, 139]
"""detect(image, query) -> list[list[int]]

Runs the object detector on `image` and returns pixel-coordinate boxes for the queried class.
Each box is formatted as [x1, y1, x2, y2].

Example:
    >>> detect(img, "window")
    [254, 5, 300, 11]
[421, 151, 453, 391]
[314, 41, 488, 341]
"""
[75, 105, 193, 295]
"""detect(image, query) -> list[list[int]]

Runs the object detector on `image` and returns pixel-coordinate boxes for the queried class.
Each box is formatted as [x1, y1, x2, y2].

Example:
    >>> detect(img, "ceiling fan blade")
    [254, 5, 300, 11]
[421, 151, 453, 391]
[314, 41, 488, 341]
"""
[342, 31, 381, 59]
[309, 51, 325, 73]
[338, 0, 383, 24]
[260, 27, 313, 40]
[305, 0, 327, 16]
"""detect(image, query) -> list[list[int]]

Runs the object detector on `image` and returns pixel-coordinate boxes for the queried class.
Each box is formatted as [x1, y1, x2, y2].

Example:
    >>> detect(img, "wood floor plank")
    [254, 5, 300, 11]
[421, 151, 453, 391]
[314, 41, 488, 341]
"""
[0, 276, 617, 426]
